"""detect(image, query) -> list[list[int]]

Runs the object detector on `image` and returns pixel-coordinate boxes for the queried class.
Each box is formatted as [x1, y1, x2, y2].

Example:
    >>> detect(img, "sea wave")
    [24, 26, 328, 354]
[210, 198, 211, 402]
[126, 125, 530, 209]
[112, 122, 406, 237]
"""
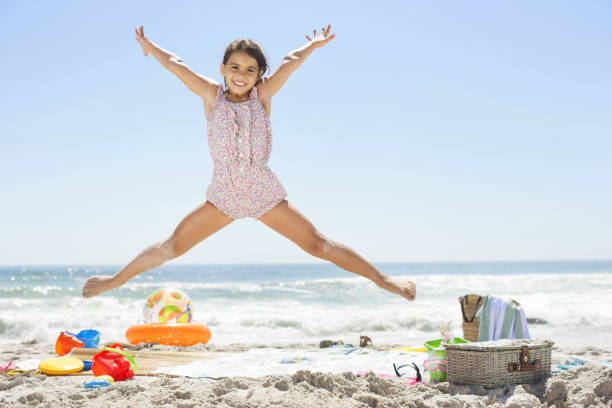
[0, 263, 610, 345]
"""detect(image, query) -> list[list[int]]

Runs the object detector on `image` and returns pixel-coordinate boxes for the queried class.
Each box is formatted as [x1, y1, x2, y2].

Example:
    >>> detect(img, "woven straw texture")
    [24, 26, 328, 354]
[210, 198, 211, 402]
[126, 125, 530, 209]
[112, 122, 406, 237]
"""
[446, 339, 553, 388]
[458, 294, 484, 342]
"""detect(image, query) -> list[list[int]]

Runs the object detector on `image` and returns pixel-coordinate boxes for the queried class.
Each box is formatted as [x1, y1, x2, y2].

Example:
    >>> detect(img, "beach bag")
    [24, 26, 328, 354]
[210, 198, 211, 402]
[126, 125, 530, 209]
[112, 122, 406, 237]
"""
[446, 338, 553, 388]
[458, 294, 484, 342]
[92, 343, 136, 381]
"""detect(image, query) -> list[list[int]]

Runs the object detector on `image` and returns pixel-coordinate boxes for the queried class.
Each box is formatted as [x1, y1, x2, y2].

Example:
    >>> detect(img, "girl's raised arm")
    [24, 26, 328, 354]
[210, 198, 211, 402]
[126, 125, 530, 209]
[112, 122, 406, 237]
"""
[259, 24, 335, 100]
[134, 26, 217, 101]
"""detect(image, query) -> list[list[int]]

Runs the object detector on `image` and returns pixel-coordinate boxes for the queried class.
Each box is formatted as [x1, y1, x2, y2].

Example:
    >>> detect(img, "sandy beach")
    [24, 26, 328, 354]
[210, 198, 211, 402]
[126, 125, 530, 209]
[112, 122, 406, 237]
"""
[2, 262, 611, 407]
[1, 340, 610, 408]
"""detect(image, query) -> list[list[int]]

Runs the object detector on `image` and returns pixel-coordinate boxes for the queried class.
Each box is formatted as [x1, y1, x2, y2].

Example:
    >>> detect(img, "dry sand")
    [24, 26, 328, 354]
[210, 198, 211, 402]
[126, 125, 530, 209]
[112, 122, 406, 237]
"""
[1, 340, 611, 408]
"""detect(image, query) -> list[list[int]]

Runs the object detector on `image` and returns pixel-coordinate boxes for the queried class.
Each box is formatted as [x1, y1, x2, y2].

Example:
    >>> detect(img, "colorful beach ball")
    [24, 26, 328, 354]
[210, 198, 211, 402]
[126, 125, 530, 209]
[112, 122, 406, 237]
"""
[143, 288, 193, 324]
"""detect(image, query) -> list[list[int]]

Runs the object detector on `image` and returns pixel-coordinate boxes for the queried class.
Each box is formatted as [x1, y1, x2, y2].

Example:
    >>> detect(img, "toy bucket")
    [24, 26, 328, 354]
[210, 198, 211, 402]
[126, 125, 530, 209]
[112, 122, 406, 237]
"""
[55, 332, 84, 356]
[423, 359, 448, 383]
[424, 337, 468, 382]
[76, 330, 101, 348]
[92, 343, 137, 382]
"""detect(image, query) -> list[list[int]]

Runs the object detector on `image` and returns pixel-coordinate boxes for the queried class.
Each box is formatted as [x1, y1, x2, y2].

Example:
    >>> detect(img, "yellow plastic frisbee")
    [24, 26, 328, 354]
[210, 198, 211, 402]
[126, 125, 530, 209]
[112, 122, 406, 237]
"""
[39, 356, 84, 375]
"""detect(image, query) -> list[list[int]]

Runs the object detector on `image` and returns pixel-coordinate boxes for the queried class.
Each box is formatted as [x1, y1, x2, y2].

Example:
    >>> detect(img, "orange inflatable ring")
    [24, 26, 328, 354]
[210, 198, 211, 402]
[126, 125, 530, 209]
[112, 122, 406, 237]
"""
[125, 323, 211, 346]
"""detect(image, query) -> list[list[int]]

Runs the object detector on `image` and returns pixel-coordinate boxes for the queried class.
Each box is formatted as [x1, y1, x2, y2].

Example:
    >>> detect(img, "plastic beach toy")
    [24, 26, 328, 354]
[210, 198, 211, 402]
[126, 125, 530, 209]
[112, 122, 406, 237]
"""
[423, 359, 448, 383]
[39, 357, 84, 375]
[143, 288, 193, 324]
[424, 337, 468, 358]
[84, 378, 111, 389]
[125, 322, 211, 346]
[424, 336, 468, 382]
[55, 332, 84, 356]
[76, 329, 101, 348]
[92, 343, 136, 381]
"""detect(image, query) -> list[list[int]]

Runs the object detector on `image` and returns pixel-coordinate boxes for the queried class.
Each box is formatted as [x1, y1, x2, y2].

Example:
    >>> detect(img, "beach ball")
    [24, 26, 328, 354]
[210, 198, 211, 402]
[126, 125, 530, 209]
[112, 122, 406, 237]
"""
[143, 288, 193, 324]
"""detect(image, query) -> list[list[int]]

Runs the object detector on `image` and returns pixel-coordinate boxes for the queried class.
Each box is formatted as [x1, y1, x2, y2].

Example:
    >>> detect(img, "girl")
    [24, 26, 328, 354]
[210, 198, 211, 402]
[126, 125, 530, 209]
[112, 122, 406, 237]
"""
[81, 25, 416, 302]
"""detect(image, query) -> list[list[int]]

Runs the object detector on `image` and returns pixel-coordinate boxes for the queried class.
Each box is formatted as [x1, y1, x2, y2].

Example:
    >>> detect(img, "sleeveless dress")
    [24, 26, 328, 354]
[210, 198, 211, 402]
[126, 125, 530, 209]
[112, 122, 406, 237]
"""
[205, 84, 287, 219]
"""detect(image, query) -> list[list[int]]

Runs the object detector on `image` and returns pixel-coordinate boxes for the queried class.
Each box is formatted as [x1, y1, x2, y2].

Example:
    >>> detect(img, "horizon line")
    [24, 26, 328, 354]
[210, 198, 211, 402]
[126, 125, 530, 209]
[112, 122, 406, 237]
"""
[1, 258, 611, 267]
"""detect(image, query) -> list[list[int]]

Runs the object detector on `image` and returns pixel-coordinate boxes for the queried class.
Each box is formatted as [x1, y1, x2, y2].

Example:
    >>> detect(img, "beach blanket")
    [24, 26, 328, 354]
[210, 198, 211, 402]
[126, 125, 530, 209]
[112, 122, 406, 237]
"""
[153, 346, 425, 379]
[476, 295, 530, 341]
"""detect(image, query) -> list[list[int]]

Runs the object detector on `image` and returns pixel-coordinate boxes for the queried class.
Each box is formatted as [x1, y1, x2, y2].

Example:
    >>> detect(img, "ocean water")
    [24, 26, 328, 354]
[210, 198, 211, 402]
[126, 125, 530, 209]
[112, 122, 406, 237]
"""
[1, 261, 611, 346]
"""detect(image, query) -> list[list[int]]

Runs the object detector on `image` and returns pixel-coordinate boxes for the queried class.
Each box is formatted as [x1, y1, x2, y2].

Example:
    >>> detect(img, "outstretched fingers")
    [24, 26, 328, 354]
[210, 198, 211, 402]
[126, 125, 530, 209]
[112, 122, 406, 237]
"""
[305, 24, 335, 44]
[134, 25, 148, 56]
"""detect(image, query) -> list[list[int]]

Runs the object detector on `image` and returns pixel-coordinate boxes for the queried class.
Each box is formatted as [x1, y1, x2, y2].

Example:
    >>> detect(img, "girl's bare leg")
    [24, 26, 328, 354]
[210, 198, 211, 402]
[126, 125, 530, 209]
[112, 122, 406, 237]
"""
[257, 200, 416, 301]
[82, 201, 234, 298]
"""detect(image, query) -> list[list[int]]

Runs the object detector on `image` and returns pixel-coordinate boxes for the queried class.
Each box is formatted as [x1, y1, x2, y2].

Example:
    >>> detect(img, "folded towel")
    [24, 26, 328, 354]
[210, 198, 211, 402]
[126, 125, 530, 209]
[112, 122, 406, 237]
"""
[477, 295, 531, 341]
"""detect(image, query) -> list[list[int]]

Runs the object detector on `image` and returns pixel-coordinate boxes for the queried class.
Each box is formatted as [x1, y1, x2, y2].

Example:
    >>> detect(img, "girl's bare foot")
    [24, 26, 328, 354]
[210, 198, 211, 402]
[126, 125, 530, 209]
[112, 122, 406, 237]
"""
[81, 276, 119, 298]
[379, 276, 416, 301]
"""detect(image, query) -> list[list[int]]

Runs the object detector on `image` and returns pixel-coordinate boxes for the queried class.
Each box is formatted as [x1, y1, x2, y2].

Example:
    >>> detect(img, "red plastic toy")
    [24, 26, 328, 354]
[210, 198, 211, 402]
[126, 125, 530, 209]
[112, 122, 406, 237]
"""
[92, 343, 136, 381]
[55, 332, 84, 356]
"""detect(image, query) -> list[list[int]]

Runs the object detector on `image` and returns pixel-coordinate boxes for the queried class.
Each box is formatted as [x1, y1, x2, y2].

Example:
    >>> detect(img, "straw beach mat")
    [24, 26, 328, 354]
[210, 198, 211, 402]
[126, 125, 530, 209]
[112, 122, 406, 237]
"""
[458, 294, 484, 342]
[69, 346, 221, 377]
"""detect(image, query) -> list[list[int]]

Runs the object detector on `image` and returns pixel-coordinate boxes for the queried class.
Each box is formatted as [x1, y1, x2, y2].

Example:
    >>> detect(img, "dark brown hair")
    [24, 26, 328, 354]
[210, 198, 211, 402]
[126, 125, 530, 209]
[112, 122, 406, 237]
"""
[222, 39, 269, 90]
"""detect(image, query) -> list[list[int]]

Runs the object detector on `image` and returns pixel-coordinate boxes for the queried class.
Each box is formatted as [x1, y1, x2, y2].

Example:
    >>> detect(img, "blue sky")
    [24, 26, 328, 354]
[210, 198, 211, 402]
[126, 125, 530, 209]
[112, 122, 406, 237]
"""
[1, 1, 610, 265]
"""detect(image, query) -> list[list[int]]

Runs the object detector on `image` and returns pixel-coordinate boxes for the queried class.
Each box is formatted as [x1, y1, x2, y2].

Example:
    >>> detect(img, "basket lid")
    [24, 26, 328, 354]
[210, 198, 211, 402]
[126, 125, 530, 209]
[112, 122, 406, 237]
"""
[445, 338, 554, 351]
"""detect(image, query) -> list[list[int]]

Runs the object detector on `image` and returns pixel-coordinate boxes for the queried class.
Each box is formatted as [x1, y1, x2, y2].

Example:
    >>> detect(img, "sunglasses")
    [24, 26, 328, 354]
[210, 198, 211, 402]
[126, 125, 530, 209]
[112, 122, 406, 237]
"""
[393, 362, 422, 383]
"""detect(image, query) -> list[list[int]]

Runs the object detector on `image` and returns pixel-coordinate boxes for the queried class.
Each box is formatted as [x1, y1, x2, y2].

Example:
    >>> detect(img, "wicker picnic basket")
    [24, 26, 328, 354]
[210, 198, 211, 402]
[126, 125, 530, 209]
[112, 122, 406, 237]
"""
[446, 339, 553, 388]
[458, 294, 484, 342]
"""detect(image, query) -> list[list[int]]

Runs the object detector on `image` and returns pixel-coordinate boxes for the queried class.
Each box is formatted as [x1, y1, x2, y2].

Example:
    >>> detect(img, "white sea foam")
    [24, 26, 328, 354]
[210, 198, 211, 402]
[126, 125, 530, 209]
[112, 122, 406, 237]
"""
[0, 265, 610, 345]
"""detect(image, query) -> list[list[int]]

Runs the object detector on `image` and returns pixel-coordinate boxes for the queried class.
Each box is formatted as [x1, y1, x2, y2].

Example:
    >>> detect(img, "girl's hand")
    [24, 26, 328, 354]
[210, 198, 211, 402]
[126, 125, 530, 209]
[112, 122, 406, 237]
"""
[134, 25, 150, 56]
[305, 24, 336, 49]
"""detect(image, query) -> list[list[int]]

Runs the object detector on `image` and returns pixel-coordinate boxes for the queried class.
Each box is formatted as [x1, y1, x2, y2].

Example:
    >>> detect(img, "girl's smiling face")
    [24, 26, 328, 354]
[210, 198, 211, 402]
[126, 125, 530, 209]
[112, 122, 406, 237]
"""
[220, 51, 263, 96]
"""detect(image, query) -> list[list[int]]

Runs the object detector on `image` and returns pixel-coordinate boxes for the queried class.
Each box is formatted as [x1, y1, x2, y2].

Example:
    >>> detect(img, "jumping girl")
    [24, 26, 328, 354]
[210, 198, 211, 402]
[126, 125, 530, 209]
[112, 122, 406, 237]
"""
[81, 24, 416, 302]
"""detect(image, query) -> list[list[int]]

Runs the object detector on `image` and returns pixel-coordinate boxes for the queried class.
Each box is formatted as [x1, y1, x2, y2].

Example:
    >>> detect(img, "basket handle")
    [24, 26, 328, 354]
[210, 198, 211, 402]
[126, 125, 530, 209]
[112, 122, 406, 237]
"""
[460, 295, 483, 323]
[508, 346, 541, 372]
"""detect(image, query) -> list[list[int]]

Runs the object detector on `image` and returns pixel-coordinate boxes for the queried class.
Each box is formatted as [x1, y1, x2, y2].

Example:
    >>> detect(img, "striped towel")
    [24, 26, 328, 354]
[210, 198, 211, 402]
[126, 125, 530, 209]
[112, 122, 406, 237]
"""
[476, 295, 531, 341]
